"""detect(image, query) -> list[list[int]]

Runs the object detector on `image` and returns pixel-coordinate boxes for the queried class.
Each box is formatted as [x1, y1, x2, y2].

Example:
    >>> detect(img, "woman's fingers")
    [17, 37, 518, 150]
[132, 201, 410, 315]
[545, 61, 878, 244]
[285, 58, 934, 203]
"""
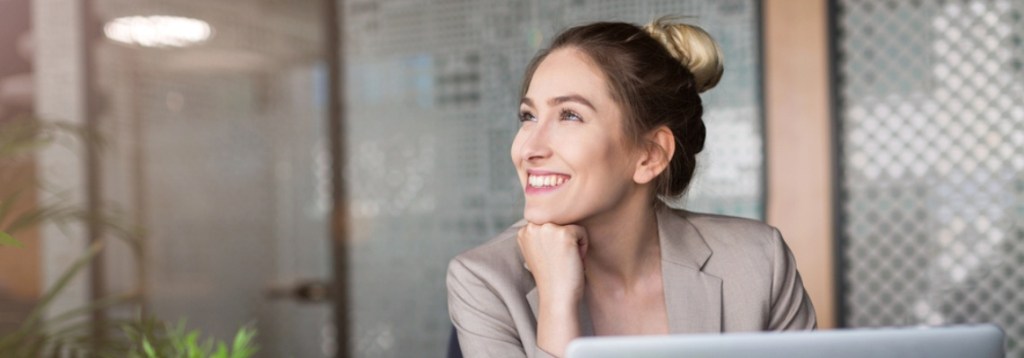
[578, 234, 588, 269]
[570, 225, 589, 264]
[519, 223, 587, 262]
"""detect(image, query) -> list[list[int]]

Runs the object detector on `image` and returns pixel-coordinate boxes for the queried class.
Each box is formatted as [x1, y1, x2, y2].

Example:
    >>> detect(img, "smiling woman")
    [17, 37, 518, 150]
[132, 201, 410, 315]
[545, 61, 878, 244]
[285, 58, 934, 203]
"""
[447, 17, 816, 358]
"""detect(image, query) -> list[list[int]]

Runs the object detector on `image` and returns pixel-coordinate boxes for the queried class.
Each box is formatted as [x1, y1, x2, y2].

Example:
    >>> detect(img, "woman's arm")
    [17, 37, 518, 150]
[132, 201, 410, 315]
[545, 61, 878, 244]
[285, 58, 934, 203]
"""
[767, 228, 818, 330]
[517, 223, 588, 358]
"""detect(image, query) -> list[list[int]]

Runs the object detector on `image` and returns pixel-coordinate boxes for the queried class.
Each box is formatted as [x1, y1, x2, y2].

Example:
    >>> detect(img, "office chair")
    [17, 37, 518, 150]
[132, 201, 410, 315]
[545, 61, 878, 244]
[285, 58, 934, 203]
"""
[447, 326, 463, 358]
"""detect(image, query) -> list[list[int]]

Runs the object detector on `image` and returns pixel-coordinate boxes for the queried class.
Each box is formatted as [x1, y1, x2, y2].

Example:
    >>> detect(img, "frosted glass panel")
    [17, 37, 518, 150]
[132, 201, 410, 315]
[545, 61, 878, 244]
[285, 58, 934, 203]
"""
[91, 1, 334, 357]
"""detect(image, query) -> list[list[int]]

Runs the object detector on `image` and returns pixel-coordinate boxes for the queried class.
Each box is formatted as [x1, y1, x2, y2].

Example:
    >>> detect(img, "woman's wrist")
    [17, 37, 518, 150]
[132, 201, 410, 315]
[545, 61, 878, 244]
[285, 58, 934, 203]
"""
[537, 282, 583, 306]
[537, 299, 581, 358]
[539, 293, 578, 317]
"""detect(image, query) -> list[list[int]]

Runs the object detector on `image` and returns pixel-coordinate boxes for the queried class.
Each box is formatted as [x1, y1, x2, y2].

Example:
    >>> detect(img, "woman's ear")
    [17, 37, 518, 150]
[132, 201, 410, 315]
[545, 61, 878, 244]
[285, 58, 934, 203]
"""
[633, 126, 675, 184]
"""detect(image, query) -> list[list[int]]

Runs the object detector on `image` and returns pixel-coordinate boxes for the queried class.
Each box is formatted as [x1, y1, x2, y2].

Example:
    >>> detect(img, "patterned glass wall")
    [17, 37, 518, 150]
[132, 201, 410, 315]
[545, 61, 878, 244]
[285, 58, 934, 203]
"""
[836, 0, 1024, 356]
[342, 1, 763, 356]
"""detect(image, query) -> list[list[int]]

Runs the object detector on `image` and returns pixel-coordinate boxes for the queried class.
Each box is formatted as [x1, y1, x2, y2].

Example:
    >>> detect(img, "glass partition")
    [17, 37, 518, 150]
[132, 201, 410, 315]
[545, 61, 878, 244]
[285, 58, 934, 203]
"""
[91, 1, 334, 356]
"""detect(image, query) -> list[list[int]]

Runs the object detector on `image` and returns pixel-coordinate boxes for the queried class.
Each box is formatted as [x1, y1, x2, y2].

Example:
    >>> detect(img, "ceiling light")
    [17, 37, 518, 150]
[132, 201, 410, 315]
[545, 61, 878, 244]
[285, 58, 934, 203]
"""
[104, 16, 212, 48]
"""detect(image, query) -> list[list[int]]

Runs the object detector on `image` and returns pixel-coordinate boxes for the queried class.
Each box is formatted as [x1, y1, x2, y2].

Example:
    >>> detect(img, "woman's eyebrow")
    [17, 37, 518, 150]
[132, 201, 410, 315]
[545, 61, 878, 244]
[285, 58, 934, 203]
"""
[520, 94, 597, 112]
[549, 95, 596, 112]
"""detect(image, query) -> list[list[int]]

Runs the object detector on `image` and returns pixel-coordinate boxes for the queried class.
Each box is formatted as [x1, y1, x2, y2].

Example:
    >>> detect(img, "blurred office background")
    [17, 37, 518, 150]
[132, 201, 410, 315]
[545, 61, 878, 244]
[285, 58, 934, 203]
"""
[0, 0, 1021, 357]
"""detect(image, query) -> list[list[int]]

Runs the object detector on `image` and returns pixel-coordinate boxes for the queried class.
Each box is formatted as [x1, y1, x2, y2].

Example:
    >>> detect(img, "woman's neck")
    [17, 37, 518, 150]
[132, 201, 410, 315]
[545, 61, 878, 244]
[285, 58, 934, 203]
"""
[579, 193, 662, 288]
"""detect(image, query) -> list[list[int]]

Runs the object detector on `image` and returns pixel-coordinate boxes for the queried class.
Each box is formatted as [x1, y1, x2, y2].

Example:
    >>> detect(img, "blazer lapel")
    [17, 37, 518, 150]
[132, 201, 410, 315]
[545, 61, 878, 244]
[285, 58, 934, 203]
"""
[657, 206, 723, 334]
[526, 287, 540, 324]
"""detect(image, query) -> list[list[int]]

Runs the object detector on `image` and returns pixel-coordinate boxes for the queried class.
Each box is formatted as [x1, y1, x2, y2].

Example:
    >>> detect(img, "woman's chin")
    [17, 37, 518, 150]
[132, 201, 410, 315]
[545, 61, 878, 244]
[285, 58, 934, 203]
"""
[522, 207, 573, 225]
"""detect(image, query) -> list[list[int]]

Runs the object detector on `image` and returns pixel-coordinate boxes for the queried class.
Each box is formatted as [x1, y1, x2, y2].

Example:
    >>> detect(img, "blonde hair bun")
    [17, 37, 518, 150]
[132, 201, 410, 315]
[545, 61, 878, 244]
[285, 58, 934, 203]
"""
[643, 17, 724, 93]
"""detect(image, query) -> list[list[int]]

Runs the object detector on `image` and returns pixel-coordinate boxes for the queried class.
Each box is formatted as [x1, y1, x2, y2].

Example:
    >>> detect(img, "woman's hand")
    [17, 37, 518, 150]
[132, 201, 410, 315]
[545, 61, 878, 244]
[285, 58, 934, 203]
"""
[518, 223, 588, 302]
[517, 223, 588, 357]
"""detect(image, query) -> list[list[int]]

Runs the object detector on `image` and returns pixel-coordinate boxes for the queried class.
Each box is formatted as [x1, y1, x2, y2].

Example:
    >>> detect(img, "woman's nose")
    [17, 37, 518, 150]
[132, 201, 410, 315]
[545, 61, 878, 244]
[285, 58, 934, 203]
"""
[519, 124, 553, 162]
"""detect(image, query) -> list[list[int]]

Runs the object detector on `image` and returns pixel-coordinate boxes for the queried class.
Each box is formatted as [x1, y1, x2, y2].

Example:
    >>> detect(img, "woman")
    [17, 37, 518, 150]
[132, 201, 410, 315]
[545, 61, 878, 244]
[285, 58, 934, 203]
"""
[447, 18, 816, 358]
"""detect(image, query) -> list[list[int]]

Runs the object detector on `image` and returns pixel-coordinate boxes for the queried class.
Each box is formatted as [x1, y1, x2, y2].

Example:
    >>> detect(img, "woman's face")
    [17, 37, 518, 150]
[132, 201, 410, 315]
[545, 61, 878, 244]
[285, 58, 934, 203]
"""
[512, 48, 641, 225]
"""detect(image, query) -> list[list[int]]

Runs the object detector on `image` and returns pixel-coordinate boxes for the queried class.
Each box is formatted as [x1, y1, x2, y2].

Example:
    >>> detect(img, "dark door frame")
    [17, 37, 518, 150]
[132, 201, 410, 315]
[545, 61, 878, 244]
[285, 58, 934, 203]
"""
[324, 0, 351, 356]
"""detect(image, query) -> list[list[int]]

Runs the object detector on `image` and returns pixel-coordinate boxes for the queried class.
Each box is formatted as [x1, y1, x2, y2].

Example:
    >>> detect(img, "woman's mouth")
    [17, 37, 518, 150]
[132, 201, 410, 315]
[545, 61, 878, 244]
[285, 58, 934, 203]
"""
[526, 172, 571, 193]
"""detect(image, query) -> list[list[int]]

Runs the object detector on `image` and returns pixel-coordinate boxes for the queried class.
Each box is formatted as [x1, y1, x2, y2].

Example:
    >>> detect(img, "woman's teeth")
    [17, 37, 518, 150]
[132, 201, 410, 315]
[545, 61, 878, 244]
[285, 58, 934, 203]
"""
[528, 175, 568, 188]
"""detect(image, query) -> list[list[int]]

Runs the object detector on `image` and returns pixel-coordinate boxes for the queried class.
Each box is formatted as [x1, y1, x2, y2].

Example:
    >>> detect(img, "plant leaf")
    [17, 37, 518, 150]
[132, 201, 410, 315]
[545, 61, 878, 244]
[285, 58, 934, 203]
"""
[142, 337, 156, 357]
[231, 326, 248, 353]
[37, 291, 134, 329]
[185, 331, 200, 353]
[213, 342, 228, 358]
[0, 231, 23, 248]
[5, 241, 102, 340]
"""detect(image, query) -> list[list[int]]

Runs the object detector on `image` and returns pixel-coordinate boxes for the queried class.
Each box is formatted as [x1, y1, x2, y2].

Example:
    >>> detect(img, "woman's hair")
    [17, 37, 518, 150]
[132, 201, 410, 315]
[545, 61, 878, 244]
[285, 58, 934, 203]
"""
[520, 16, 724, 198]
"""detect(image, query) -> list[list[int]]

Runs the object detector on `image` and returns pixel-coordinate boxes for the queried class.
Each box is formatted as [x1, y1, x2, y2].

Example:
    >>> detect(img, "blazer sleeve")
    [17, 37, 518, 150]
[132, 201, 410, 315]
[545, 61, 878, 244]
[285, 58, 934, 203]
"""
[447, 257, 559, 358]
[767, 228, 818, 330]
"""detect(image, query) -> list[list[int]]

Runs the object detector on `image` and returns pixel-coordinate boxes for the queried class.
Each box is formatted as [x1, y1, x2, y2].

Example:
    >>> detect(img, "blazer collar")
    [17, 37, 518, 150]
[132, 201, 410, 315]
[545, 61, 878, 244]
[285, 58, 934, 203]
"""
[524, 205, 722, 336]
[656, 205, 713, 270]
[656, 205, 723, 334]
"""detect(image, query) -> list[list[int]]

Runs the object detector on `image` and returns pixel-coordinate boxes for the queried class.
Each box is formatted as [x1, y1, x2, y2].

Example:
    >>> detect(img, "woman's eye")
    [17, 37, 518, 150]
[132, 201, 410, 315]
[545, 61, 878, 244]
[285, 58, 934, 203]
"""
[519, 111, 536, 122]
[560, 109, 583, 122]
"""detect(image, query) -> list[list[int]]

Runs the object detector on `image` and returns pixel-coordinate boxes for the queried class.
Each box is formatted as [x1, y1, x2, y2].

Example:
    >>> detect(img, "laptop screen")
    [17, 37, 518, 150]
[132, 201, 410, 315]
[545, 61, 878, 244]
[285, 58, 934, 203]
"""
[566, 325, 1004, 358]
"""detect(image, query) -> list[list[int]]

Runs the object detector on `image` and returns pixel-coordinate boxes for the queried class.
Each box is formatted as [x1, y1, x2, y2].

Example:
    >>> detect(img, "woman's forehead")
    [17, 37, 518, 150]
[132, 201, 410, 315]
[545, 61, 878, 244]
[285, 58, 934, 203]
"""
[524, 48, 611, 106]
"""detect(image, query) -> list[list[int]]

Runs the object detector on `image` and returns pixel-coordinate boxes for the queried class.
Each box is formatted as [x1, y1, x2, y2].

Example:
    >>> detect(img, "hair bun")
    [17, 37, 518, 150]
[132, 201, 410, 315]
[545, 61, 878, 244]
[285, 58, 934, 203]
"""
[643, 17, 724, 93]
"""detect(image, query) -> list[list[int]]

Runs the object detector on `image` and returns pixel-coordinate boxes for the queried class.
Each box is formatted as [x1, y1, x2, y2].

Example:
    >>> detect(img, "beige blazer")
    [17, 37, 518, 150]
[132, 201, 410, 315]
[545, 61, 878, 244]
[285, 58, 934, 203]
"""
[447, 206, 817, 358]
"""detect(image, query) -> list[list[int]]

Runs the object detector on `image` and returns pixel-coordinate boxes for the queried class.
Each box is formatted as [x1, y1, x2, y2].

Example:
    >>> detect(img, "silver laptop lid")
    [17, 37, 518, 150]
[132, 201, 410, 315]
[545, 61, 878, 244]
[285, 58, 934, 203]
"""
[566, 324, 1004, 358]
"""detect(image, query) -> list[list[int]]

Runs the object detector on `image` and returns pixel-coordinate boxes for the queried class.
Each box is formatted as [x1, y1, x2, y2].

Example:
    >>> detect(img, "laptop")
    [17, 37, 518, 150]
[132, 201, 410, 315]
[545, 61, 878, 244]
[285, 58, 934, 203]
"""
[566, 324, 1004, 358]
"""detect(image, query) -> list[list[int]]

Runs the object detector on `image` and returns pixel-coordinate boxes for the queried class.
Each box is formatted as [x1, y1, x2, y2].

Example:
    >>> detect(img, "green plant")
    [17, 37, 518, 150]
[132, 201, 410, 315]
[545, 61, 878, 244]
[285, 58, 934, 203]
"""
[117, 319, 259, 358]
[0, 116, 138, 356]
[0, 228, 21, 247]
[0, 117, 260, 357]
[0, 116, 123, 250]
[0, 241, 134, 357]
[0, 199, 24, 248]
